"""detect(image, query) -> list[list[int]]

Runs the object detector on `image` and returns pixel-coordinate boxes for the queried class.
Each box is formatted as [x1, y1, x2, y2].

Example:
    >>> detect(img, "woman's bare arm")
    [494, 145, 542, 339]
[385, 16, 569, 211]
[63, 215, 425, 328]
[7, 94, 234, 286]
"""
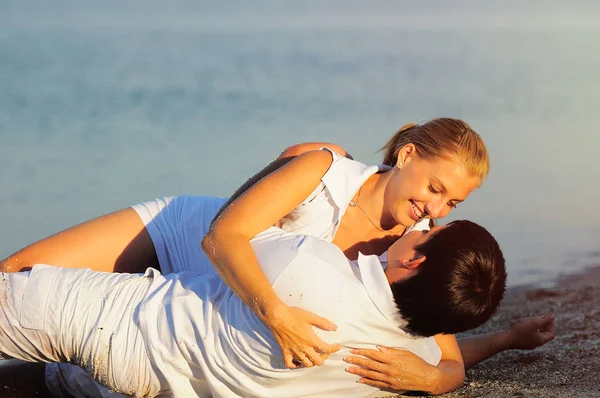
[345, 315, 555, 394]
[429, 334, 466, 394]
[278, 142, 352, 160]
[203, 150, 342, 368]
[212, 142, 350, 222]
[345, 334, 464, 395]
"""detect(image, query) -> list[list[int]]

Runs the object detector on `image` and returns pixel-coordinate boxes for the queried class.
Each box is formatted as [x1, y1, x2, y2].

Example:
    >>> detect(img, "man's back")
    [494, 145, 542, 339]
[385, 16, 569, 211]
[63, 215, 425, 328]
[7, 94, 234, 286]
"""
[139, 228, 441, 397]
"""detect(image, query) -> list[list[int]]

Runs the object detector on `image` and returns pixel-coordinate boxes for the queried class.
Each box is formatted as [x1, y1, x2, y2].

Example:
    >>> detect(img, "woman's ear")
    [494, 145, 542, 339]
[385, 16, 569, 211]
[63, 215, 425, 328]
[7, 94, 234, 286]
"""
[396, 143, 417, 168]
[401, 255, 426, 270]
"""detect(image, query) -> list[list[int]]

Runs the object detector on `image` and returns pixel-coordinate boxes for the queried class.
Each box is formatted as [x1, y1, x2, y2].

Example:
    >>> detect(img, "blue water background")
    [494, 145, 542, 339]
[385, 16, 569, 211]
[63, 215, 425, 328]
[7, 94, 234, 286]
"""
[1, 1, 599, 287]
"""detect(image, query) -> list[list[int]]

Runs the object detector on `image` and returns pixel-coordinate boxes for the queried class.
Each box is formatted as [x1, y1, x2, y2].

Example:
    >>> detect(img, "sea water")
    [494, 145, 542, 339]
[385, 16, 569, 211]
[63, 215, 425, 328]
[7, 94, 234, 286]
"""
[1, 0, 599, 287]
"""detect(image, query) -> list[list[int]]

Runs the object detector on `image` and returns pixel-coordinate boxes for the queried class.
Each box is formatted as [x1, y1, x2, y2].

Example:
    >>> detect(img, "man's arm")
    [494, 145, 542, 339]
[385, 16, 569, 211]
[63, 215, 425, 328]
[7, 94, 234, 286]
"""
[345, 315, 555, 394]
[459, 315, 555, 369]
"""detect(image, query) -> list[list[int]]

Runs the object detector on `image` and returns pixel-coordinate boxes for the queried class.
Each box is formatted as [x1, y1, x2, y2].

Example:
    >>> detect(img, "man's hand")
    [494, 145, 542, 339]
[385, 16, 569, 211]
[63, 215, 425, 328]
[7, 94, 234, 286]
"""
[508, 315, 555, 350]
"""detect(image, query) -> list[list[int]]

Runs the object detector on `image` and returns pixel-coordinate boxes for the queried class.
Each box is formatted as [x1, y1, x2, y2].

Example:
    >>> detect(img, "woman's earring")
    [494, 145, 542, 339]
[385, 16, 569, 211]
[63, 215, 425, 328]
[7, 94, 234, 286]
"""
[398, 162, 403, 169]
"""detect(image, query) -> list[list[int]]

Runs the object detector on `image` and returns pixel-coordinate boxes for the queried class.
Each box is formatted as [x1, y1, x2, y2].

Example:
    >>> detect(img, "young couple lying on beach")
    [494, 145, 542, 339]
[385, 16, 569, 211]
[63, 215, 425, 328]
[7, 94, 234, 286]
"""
[0, 118, 555, 397]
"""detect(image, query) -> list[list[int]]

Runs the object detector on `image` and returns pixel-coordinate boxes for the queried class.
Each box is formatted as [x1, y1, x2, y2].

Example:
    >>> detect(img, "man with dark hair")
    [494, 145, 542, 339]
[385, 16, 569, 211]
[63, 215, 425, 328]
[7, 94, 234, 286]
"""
[0, 221, 506, 397]
[390, 220, 506, 337]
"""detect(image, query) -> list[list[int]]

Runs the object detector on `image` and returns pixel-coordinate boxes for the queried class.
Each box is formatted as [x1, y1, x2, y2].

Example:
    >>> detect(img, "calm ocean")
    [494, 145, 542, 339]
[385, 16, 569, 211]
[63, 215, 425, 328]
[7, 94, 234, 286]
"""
[1, 1, 599, 286]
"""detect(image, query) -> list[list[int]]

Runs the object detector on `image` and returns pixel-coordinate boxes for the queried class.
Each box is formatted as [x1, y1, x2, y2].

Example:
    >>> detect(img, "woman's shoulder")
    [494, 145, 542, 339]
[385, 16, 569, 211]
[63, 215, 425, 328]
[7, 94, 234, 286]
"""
[320, 150, 379, 199]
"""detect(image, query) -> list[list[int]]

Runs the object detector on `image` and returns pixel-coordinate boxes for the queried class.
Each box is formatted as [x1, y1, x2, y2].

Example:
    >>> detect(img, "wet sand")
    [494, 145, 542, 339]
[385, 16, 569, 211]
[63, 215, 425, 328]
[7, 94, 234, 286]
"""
[401, 264, 600, 398]
[1, 266, 599, 397]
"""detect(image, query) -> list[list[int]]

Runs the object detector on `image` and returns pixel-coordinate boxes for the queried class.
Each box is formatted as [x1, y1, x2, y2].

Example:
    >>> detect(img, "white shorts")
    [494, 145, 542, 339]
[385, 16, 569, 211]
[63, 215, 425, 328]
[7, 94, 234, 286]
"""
[131, 195, 227, 275]
[45, 195, 227, 397]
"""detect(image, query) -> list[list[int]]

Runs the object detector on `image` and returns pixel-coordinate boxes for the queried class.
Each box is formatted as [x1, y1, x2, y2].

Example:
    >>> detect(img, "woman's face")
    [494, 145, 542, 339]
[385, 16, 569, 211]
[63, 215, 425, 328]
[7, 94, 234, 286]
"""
[384, 145, 482, 227]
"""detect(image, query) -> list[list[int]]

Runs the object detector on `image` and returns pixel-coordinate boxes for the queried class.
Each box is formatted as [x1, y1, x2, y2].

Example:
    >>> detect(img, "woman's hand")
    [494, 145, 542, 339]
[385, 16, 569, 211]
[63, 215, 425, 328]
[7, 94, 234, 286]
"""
[344, 346, 440, 393]
[508, 315, 555, 350]
[266, 305, 341, 368]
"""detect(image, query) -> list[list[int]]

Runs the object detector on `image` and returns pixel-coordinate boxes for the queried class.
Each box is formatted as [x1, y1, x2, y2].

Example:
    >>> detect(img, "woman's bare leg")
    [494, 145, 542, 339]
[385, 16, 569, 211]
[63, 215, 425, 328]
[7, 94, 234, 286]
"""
[0, 208, 158, 274]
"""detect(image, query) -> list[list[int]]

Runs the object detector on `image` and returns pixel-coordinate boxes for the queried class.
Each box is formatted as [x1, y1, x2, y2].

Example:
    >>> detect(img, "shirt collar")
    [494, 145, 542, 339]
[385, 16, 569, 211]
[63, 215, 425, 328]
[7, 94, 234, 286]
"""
[321, 160, 387, 213]
[378, 251, 388, 270]
[356, 252, 409, 330]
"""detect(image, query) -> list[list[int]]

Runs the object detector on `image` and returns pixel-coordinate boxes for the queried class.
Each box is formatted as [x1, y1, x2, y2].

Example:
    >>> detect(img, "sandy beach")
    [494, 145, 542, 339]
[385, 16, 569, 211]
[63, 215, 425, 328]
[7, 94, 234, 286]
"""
[1, 265, 599, 397]
[400, 264, 600, 398]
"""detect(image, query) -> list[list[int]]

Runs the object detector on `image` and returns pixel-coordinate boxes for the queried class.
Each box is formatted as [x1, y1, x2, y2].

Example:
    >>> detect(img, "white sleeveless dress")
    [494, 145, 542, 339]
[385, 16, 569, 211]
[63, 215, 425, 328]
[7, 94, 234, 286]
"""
[132, 149, 429, 274]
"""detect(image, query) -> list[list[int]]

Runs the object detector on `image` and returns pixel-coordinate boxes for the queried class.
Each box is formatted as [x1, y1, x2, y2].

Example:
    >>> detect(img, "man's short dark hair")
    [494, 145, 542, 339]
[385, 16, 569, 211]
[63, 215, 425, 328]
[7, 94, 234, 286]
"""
[391, 220, 506, 337]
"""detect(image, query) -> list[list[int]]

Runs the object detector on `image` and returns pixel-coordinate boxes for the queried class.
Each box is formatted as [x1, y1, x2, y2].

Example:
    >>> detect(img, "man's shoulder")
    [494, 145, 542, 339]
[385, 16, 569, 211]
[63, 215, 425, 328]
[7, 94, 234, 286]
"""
[294, 236, 362, 283]
[251, 227, 362, 285]
[297, 235, 347, 261]
[250, 227, 315, 284]
[252, 227, 344, 261]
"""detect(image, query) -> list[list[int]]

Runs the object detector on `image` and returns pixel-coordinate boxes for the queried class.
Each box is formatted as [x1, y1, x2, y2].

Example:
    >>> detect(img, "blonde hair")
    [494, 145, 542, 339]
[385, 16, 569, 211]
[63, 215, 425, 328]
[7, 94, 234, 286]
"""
[380, 118, 489, 181]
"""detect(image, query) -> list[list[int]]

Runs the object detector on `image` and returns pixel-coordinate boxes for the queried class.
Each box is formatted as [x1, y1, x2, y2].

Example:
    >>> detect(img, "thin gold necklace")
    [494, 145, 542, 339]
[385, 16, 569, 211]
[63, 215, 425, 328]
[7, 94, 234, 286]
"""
[348, 188, 386, 232]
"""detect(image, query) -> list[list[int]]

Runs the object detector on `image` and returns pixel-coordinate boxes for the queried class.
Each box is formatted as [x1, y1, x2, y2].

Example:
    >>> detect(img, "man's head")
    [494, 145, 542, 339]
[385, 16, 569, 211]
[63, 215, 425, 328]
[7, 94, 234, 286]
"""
[385, 220, 506, 337]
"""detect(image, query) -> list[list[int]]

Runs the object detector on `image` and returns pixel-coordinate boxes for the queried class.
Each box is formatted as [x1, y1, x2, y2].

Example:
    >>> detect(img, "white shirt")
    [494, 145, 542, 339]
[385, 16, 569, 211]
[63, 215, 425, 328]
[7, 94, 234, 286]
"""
[278, 148, 429, 242]
[138, 227, 441, 397]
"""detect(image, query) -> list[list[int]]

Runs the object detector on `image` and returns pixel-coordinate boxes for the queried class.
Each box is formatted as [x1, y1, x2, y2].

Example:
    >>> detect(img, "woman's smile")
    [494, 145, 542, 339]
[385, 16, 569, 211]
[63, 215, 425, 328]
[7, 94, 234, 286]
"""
[409, 199, 425, 221]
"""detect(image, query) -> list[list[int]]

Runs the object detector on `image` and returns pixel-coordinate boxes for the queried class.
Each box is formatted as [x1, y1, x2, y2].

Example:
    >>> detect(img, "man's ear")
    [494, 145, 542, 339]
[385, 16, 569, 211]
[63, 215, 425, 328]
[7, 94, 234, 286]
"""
[401, 255, 426, 270]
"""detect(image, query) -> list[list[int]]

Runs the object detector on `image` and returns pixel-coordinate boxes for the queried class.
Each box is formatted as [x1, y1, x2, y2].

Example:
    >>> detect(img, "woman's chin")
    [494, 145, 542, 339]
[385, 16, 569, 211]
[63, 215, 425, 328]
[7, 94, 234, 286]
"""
[395, 215, 415, 228]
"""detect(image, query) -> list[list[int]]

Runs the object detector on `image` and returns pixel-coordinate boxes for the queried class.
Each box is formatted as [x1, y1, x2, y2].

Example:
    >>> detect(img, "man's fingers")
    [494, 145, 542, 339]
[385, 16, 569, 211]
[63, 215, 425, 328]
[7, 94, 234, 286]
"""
[547, 318, 556, 334]
[535, 315, 554, 328]
[525, 314, 555, 330]
[541, 324, 556, 343]
[541, 333, 555, 344]
[541, 315, 556, 331]
[538, 315, 556, 344]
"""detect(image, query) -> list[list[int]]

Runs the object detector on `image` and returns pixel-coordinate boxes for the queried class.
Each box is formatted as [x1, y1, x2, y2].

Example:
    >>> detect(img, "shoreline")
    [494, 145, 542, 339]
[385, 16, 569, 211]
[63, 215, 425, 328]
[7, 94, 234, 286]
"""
[403, 263, 600, 398]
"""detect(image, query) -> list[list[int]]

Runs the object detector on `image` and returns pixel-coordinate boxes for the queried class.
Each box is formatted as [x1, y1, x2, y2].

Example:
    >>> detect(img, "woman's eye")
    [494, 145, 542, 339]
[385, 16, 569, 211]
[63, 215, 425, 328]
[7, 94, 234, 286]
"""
[448, 202, 458, 209]
[428, 185, 440, 194]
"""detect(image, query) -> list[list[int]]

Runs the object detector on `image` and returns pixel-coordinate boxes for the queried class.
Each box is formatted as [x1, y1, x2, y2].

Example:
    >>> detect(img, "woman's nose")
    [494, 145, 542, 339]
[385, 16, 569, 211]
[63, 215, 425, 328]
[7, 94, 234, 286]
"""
[425, 199, 447, 218]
